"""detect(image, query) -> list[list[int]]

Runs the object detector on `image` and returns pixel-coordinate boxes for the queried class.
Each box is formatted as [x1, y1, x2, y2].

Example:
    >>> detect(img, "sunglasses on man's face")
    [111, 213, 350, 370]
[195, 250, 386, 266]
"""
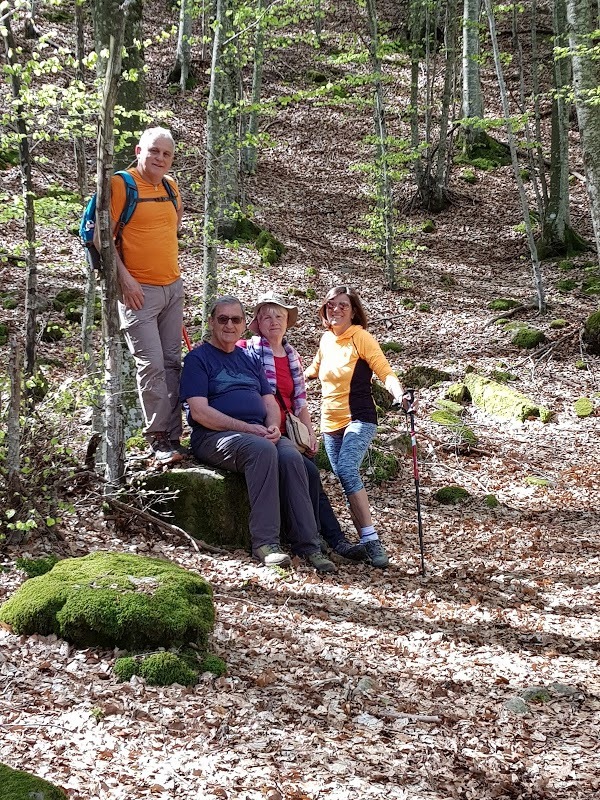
[215, 314, 245, 325]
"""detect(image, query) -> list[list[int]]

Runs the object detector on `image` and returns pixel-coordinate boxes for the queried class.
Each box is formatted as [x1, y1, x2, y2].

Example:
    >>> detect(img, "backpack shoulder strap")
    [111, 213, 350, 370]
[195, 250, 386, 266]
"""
[161, 176, 179, 212]
[116, 171, 139, 226]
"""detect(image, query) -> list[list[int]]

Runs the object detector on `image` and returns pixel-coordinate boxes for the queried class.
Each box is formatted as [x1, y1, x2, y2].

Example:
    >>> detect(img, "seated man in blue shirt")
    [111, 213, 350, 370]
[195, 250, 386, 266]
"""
[180, 295, 336, 573]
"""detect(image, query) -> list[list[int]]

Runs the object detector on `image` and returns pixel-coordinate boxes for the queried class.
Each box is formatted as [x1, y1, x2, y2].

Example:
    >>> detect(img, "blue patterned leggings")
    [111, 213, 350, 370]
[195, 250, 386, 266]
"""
[323, 421, 377, 498]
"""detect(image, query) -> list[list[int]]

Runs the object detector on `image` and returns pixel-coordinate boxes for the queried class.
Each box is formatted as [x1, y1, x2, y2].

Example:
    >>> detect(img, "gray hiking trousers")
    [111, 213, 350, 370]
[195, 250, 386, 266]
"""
[119, 278, 184, 441]
[191, 431, 320, 555]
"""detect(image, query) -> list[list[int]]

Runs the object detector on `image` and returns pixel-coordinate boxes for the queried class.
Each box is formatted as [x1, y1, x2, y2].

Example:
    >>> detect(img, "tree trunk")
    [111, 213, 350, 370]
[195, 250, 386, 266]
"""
[484, 0, 546, 313]
[567, 0, 600, 261]
[433, 0, 458, 209]
[461, 0, 484, 146]
[203, 0, 228, 327]
[97, 12, 130, 492]
[94, 0, 145, 171]
[2, 16, 37, 378]
[242, 0, 266, 176]
[168, 0, 193, 90]
[365, 0, 396, 287]
[6, 329, 21, 480]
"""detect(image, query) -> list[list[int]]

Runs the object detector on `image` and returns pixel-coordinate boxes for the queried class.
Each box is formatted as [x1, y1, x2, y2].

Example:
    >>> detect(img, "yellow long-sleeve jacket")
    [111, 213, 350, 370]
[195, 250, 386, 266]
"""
[306, 324, 402, 433]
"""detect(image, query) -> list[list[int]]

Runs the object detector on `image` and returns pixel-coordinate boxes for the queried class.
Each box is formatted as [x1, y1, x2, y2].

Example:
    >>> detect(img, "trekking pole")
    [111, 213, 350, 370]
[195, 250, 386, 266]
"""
[394, 388, 425, 577]
[182, 325, 193, 352]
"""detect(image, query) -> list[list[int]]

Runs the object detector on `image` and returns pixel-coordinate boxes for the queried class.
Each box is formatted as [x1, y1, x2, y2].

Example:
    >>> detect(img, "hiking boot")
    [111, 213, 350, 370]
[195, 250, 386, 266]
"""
[253, 544, 291, 567]
[331, 539, 369, 562]
[150, 432, 184, 465]
[170, 439, 190, 457]
[305, 551, 337, 573]
[364, 538, 390, 569]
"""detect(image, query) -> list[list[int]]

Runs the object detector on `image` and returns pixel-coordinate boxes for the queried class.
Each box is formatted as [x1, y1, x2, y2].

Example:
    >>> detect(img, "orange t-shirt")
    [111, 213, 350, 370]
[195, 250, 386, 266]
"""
[110, 169, 180, 286]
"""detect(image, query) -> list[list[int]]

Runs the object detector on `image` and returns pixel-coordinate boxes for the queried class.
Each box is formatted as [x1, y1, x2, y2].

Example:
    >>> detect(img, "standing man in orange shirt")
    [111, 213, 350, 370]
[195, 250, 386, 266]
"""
[111, 126, 185, 465]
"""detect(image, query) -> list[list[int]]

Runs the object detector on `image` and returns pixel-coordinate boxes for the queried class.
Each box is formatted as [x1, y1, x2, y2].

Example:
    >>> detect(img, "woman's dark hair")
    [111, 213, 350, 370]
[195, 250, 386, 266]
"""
[318, 285, 368, 330]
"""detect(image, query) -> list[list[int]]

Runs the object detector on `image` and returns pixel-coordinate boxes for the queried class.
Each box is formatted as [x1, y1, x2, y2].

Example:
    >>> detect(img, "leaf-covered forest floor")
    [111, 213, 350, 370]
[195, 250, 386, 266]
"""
[1, 3, 600, 799]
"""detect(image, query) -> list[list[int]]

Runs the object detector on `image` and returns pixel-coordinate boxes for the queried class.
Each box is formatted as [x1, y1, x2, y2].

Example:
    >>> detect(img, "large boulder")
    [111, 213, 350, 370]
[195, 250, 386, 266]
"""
[0, 552, 215, 651]
[0, 763, 67, 799]
[139, 466, 251, 548]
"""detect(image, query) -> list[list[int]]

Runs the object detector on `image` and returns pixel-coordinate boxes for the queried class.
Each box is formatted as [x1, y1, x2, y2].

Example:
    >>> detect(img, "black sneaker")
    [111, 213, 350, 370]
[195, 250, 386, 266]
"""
[305, 551, 337, 573]
[332, 539, 369, 562]
[364, 538, 390, 569]
[150, 432, 184, 465]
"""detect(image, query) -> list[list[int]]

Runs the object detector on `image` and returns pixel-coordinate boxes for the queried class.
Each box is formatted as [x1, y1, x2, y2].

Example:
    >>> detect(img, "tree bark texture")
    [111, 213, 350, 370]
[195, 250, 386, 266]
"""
[97, 11, 130, 491]
[1, 16, 37, 378]
[567, 0, 600, 260]
[461, 0, 483, 131]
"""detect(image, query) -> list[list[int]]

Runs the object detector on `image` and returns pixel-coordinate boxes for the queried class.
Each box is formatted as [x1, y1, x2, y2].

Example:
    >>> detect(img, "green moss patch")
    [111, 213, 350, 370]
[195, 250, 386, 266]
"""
[0, 552, 215, 652]
[483, 494, 499, 508]
[435, 485, 471, 504]
[574, 397, 594, 418]
[15, 555, 59, 577]
[381, 341, 403, 354]
[219, 216, 285, 265]
[524, 476, 551, 487]
[0, 763, 67, 799]
[430, 409, 478, 446]
[511, 327, 546, 349]
[488, 297, 521, 311]
[445, 382, 469, 402]
[549, 318, 567, 329]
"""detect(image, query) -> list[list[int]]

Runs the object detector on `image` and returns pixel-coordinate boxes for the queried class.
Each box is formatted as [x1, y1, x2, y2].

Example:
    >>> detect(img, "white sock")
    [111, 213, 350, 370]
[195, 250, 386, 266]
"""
[360, 525, 378, 543]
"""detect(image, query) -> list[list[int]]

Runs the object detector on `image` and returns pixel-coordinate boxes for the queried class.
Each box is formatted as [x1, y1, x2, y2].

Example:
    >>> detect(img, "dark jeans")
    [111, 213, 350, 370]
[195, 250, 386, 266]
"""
[302, 455, 346, 548]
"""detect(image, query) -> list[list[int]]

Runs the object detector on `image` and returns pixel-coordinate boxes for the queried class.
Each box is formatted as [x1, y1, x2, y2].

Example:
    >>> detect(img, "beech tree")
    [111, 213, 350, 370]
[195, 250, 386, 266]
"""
[567, 0, 600, 259]
[461, 0, 484, 147]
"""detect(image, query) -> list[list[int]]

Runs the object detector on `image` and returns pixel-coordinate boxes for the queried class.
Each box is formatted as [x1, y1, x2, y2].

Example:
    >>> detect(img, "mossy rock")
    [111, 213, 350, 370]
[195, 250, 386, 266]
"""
[422, 219, 436, 233]
[256, 230, 285, 265]
[0, 291, 18, 310]
[582, 277, 600, 296]
[445, 382, 469, 403]
[218, 216, 262, 243]
[488, 297, 521, 312]
[511, 327, 546, 349]
[381, 341, 403, 354]
[362, 445, 399, 484]
[549, 318, 567, 329]
[53, 288, 84, 311]
[403, 365, 451, 389]
[430, 409, 478, 446]
[490, 369, 518, 384]
[435, 485, 471, 504]
[460, 169, 477, 184]
[483, 494, 499, 508]
[574, 397, 594, 418]
[556, 278, 577, 293]
[434, 398, 464, 415]
[114, 652, 198, 686]
[139, 466, 251, 548]
[582, 310, 600, 355]
[0, 763, 67, 799]
[464, 372, 552, 422]
[524, 476, 551, 487]
[372, 378, 394, 413]
[0, 552, 215, 651]
[15, 555, 59, 577]
[41, 322, 67, 342]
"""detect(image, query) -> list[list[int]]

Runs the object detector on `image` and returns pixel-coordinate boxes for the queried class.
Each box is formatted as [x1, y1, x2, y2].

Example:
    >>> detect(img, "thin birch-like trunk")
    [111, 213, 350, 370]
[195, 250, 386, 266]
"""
[7, 330, 21, 481]
[2, 17, 37, 378]
[242, 0, 265, 176]
[484, 0, 546, 312]
[203, 0, 227, 327]
[97, 16, 129, 492]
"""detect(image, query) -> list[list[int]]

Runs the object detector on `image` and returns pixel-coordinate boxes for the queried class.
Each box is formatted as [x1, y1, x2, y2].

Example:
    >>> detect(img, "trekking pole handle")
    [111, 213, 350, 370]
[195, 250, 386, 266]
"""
[391, 387, 417, 415]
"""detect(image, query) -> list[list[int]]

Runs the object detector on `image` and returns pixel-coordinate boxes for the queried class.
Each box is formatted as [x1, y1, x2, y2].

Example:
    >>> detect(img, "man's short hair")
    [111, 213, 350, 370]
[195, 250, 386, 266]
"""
[209, 295, 245, 317]
[139, 127, 175, 150]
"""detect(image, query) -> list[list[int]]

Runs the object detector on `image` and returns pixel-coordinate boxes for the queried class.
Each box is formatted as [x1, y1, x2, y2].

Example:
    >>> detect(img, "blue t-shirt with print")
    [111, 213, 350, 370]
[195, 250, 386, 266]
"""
[180, 342, 272, 434]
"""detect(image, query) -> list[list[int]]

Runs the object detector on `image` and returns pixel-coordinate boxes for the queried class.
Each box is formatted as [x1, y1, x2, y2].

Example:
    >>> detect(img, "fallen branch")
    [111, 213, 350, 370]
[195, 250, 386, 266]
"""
[107, 497, 225, 555]
[379, 709, 442, 724]
[485, 303, 537, 327]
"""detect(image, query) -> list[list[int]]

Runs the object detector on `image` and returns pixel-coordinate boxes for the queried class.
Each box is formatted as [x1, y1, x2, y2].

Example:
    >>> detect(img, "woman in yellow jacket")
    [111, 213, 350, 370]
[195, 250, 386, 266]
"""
[305, 286, 405, 568]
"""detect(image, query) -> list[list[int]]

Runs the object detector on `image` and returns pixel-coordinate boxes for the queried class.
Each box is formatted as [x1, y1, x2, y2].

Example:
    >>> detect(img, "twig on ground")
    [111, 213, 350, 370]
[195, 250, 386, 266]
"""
[107, 497, 225, 555]
[485, 303, 537, 327]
